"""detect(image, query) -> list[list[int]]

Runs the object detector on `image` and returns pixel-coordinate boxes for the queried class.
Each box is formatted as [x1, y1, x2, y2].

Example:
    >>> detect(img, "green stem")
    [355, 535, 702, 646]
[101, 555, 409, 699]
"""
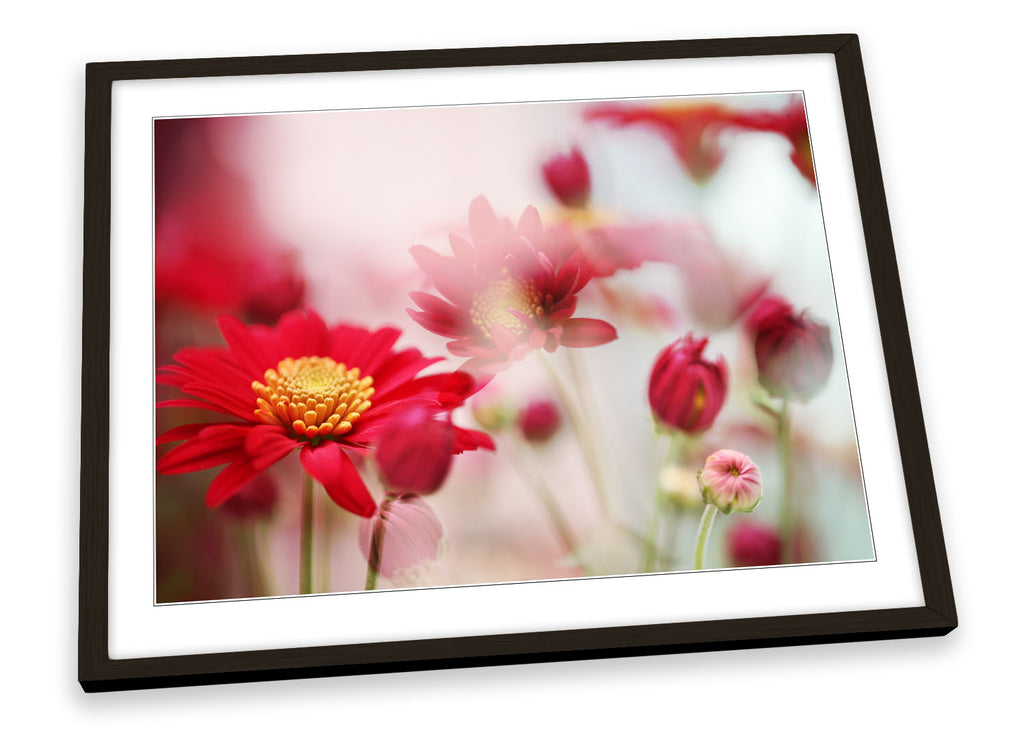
[300, 473, 314, 595]
[538, 352, 611, 516]
[508, 434, 579, 558]
[642, 432, 688, 572]
[316, 489, 331, 593]
[234, 523, 269, 598]
[693, 504, 718, 570]
[777, 399, 795, 563]
[364, 499, 388, 591]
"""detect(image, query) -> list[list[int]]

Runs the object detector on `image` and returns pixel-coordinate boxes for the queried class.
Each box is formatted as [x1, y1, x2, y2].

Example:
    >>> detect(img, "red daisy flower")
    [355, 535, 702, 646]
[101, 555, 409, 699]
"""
[156, 309, 493, 517]
[407, 196, 618, 374]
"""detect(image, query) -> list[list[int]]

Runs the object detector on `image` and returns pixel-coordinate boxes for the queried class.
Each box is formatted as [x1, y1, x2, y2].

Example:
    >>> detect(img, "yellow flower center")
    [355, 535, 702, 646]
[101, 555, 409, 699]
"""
[470, 276, 543, 338]
[251, 356, 374, 440]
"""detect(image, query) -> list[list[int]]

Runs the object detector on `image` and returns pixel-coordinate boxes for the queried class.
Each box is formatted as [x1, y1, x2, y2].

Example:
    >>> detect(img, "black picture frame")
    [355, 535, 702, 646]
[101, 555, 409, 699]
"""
[80, 33, 955, 693]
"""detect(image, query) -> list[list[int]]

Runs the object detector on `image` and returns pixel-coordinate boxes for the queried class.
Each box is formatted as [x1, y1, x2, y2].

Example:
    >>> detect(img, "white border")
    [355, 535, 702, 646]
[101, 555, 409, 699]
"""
[108, 53, 922, 659]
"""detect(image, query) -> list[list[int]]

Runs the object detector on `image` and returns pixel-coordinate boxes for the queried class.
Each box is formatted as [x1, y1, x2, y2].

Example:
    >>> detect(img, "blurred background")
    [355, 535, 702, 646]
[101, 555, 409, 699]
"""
[155, 91, 872, 602]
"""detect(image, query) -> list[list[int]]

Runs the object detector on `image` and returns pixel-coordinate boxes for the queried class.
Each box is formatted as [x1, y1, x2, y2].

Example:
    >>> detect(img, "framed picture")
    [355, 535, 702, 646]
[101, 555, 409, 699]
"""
[80, 33, 955, 692]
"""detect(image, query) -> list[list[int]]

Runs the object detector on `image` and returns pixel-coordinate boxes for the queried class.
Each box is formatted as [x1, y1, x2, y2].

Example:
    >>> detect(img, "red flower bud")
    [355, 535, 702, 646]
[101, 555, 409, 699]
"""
[749, 297, 833, 401]
[374, 407, 455, 495]
[726, 520, 782, 567]
[648, 334, 728, 434]
[518, 399, 561, 443]
[541, 146, 592, 208]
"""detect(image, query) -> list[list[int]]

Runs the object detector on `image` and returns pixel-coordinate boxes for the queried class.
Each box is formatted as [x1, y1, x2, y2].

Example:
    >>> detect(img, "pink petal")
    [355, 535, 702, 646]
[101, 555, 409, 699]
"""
[468, 196, 500, 242]
[559, 318, 618, 347]
[358, 495, 445, 579]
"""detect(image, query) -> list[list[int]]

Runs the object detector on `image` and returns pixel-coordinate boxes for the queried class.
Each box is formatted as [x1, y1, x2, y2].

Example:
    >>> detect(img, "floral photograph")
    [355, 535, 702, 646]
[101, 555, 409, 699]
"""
[154, 92, 873, 602]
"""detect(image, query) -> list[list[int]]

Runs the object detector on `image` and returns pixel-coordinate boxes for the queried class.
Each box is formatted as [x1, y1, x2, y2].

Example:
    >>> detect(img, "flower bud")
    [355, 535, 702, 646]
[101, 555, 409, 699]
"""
[359, 495, 445, 581]
[471, 394, 516, 432]
[697, 449, 762, 514]
[658, 463, 704, 512]
[518, 399, 561, 443]
[748, 297, 833, 401]
[541, 146, 592, 208]
[648, 334, 728, 434]
[726, 520, 781, 567]
[374, 407, 455, 494]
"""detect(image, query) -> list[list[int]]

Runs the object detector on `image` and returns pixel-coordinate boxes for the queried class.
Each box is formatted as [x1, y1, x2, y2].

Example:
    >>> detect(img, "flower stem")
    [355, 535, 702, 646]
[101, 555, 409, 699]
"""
[777, 399, 795, 563]
[508, 434, 579, 558]
[693, 503, 718, 570]
[233, 522, 269, 598]
[539, 352, 611, 516]
[642, 432, 687, 573]
[300, 473, 314, 595]
[364, 506, 387, 591]
[316, 489, 331, 593]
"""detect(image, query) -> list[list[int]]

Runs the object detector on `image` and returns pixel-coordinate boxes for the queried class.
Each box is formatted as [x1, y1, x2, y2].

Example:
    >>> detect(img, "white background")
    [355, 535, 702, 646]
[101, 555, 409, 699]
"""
[1, 1, 1018, 734]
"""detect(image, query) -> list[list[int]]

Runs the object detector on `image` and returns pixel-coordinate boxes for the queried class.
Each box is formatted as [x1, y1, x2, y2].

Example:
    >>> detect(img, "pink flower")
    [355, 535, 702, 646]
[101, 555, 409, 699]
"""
[647, 334, 728, 434]
[748, 297, 833, 401]
[698, 449, 763, 514]
[408, 196, 617, 374]
[359, 495, 445, 581]
[727, 520, 782, 567]
[541, 146, 592, 208]
[518, 399, 561, 442]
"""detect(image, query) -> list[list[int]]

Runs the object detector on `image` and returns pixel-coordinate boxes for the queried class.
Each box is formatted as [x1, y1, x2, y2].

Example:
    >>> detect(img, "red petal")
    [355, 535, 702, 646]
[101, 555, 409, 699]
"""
[301, 444, 378, 517]
[217, 314, 280, 377]
[157, 425, 250, 474]
[407, 308, 464, 339]
[437, 370, 477, 408]
[559, 318, 618, 347]
[453, 426, 496, 452]
[243, 425, 301, 471]
[206, 462, 261, 508]
[156, 422, 246, 445]
[300, 443, 376, 517]
[156, 398, 238, 415]
[275, 310, 331, 359]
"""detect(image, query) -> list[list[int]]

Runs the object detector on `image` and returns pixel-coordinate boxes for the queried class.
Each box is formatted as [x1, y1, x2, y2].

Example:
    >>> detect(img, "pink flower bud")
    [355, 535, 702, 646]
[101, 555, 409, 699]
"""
[748, 297, 833, 401]
[697, 449, 762, 514]
[359, 495, 445, 581]
[219, 473, 278, 520]
[648, 334, 728, 434]
[541, 146, 592, 208]
[374, 407, 455, 495]
[726, 520, 781, 567]
[518, 399, 561, 442]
